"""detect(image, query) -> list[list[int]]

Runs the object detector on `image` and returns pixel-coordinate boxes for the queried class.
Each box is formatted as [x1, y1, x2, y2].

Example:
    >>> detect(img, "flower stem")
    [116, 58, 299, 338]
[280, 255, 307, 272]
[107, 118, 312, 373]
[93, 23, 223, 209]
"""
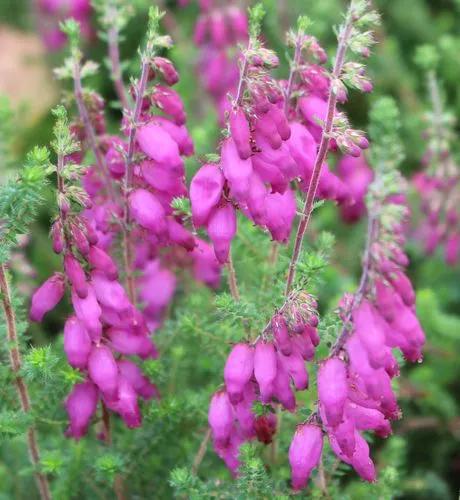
[285, 9, 355, 297]
[107, 16, 129, 110]
[0, 265, 52, 500]
[284, 37, 303, 113]
[330, 212, 377, 356]
[72, 59, 116, 201]
[191, 428, 211, 475]
[122, 53, 151, 305]
[227, 250, 240, 301]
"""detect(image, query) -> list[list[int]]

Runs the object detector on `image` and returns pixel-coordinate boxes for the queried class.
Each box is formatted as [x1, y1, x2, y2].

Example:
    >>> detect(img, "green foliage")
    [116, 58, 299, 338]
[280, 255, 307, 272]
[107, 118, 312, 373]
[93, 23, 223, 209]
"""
[249, 3, 266, 40]
[0, 145, 49, 263]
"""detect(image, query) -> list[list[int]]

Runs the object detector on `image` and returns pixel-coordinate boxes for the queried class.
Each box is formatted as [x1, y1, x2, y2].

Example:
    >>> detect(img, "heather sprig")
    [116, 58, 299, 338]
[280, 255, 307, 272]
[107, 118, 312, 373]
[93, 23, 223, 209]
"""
[289, 97, 425, 489]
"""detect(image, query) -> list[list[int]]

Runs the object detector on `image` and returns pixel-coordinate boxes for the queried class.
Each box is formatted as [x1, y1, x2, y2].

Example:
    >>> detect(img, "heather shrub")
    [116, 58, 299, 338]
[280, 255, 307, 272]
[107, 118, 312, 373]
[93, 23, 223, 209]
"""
[0, 1, 459, 499]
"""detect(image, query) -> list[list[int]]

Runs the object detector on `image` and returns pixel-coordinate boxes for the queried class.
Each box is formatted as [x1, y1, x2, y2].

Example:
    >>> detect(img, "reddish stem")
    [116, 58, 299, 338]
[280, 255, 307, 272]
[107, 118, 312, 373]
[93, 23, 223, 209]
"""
[122, 53, 151, 305]
[0, 265, 52, 500]
[285, 12, 355, 296]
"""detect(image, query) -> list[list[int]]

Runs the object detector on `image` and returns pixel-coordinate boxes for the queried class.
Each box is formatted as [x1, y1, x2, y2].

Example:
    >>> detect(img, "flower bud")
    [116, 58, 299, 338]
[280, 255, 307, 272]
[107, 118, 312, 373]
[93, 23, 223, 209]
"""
[272, 314, 292, 355]
[91, 272, 131, 312]
[108, 328, 158, 359]
[153, 56, 179, 86]
[279, 351, 309, 390]
[110, 376, 141, 428]
[151, 86, 186, 125]
[264, 188, 296, 243]
[221, 138, 253, 200]
[51, 221, 64, 254]
[350, 432, 376, 482]
[273, 357, 296, 411]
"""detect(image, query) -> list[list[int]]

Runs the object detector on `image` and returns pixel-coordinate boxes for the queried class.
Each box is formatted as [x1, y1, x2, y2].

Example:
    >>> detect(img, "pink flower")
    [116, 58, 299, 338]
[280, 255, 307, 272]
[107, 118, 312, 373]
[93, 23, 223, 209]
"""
[118, 360, 159, 400]
[254, 341, 277, 402]
[136, 123, 182, 167]
[30, 273, 65, 322]
[87, 345, 119, 399]
[289, 424, 323, 490]
[207, 202, 237, 264]
[88, 246, 119, 281]
[190, 164, 225, 227]
[71, 285, 102, 341]
[129, 189, 167, 235]
[64, 316, 92, 369]
[65, 380, 98, 439]
[224, 343, 254, 404]
[229, 109, 252, 159]
[208, 390, 233, 446]
[221, 138, 253, 200]
[318, 357, 348, 427]
[64, 254, 88, 299]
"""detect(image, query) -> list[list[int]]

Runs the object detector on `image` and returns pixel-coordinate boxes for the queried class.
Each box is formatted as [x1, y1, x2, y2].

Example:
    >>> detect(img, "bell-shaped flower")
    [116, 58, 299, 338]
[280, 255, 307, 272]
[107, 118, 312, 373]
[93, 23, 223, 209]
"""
[136, 123, 183, 167]
[87, 345, 119, 399]
[229, 108, 252, 159]
[30, 273, 65, 322]
[88, 246, 118, 281]
[224, 343, 254, 404]
[254, 341, 277, 402]
[208, 390, 233, 446]
[207, 202, 237, 264]
[129, 188, 167, 235]
[118, 359, 159, 400]
[64, 316, 92, 369]
[65, 380, 98, 439]
[221, 138, 253, 200]
[318, 357, 348, 427]
[71, 285, 102, 341]
[289, 424, 323, 490]
[190, 164, 224, 227]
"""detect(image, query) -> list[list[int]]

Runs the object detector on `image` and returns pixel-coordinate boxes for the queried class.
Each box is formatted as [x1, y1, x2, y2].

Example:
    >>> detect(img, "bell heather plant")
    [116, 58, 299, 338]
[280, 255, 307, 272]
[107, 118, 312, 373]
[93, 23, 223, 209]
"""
[0, 0, 447, 498]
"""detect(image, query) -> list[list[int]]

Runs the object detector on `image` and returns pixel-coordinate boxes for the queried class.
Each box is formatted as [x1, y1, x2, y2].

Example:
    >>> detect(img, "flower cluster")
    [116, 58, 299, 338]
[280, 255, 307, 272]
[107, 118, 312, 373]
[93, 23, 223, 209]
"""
[193, 1, 248, 123]
[35, 0, 93, 51]
[30, 107, 159, 437]
[284, 28, 371, 206]
[289, 97, 426, 489]
[30, 15, 221, 438]
[209, 292, 319, 473]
